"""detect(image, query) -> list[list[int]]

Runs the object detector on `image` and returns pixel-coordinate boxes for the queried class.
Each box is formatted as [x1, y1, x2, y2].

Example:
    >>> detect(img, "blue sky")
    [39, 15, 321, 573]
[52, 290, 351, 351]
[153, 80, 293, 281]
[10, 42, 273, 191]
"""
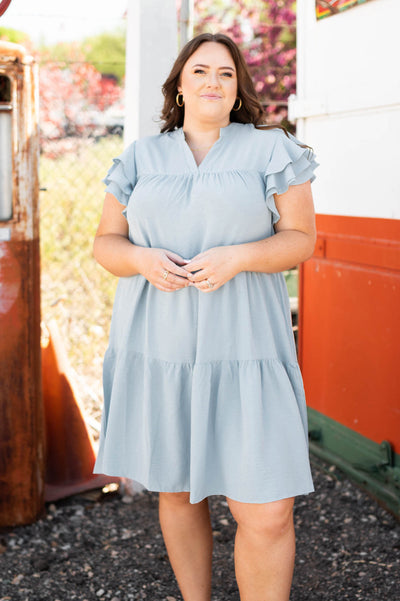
[0, 0, 127, 44]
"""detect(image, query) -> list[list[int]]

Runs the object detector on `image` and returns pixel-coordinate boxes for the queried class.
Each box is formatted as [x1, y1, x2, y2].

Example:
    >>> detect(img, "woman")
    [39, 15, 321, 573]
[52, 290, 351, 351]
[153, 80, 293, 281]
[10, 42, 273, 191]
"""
[93, 33, 318, 601]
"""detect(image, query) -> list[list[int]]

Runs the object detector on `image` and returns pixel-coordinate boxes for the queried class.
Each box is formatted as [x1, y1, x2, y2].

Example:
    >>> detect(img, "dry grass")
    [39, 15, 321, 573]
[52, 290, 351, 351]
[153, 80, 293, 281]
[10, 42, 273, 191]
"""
[40, 135, 123, 425]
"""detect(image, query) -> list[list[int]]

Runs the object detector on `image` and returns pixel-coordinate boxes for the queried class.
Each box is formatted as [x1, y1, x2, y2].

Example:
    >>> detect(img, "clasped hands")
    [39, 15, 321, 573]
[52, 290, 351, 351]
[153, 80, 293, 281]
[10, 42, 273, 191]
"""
[138, 246, 241, 293]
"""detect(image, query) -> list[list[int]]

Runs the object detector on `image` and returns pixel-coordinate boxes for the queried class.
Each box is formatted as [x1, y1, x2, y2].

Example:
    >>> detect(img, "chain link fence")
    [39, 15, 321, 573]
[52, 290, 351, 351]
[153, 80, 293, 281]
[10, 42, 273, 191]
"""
[39, 61, 125, 430]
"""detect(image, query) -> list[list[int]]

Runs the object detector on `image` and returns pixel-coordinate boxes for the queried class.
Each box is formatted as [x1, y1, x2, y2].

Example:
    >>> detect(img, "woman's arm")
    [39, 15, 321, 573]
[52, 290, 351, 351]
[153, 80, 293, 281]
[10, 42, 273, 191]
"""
[185, 181, 316, 291]
[236, 180, 316, 273]
[93, 193, 141, 277]
[93, 192, 190, 291]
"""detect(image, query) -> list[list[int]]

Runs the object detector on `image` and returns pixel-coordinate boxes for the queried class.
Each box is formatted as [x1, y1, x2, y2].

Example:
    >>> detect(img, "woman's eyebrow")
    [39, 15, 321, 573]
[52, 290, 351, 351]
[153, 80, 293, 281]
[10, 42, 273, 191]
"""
[191, 63, 235, 71]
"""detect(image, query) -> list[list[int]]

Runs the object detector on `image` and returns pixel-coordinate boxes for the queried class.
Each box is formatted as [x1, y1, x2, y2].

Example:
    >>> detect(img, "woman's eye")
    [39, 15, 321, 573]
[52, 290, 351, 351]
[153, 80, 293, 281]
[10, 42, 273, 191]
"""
[221, 72, 233, 77]
[194, 69, 205, 74]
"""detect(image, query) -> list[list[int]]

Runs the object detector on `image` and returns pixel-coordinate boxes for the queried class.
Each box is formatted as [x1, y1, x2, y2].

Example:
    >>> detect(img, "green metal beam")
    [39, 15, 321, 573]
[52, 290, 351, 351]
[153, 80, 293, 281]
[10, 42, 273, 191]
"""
[307, 407, 400, 518]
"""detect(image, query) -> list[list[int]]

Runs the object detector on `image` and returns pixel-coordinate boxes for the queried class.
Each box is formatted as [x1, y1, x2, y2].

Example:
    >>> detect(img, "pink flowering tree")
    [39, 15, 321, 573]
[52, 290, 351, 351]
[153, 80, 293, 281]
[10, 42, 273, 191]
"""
[38, 44, 123, 142]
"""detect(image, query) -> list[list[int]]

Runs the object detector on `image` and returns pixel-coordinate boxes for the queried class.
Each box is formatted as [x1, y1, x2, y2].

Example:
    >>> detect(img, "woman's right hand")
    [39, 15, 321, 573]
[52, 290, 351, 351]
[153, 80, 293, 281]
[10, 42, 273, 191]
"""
[136, 247, 190, 292]
[94, 193, 191, 290]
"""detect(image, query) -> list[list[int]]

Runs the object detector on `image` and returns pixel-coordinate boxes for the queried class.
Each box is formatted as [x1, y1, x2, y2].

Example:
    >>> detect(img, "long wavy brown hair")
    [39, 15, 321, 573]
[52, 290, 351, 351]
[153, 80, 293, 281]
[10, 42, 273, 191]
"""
[160, 32, 286, 135]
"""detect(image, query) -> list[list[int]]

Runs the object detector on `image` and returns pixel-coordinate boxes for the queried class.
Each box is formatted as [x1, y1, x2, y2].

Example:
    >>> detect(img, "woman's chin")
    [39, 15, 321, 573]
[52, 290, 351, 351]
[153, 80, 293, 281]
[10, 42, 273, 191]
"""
[188, 105, 230, 124]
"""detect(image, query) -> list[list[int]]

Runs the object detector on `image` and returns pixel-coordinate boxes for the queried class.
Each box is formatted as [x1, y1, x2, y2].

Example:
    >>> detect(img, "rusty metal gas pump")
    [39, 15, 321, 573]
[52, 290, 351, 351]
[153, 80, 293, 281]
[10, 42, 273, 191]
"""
[0, 41, 44, 526]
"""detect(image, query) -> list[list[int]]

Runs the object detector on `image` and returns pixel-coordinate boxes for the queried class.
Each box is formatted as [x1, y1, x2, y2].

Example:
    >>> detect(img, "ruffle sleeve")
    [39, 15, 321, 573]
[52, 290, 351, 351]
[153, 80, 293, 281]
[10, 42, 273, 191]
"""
[264, 130, 319, 224]
[102, 141, 137, 207]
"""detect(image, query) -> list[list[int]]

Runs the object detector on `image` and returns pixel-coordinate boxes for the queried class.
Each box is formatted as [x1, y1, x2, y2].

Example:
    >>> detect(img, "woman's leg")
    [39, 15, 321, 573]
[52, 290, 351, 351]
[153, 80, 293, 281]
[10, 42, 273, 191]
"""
[159, 492, 213, 601]
[226, 496, 295, 601]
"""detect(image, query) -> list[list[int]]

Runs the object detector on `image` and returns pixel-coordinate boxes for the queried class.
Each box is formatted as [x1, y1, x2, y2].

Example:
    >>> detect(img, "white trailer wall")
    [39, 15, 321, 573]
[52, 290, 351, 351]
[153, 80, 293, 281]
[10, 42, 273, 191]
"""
[289, 0, 400, 219]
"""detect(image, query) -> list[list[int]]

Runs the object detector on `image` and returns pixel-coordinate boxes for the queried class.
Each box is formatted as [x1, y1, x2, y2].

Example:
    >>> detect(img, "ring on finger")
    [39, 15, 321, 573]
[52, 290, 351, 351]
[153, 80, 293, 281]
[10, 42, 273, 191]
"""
[162, 270, 169, 280]
[207, 279, 214, 288]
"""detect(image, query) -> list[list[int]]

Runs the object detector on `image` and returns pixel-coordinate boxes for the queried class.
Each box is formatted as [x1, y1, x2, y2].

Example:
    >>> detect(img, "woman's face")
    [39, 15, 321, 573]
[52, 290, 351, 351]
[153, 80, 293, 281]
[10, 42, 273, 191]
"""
[178, 42, 238, 127]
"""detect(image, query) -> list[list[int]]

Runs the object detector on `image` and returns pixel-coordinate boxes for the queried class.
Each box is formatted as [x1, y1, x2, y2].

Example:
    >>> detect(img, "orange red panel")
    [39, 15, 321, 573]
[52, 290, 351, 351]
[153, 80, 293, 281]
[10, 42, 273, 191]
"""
[299, 215, 400, 454]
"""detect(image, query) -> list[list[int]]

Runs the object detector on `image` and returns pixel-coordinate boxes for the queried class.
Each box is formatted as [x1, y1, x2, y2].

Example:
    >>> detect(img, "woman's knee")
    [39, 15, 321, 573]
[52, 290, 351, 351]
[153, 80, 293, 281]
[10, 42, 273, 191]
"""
[159, 491, 192, 507]
[226, 497, 294, 540]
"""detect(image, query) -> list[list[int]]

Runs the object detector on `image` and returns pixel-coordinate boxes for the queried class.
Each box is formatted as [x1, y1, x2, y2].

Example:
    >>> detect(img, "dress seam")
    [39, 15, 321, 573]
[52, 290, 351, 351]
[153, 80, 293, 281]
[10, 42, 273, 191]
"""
[136, 168, 266, 177]
[106, 349, 299, 370]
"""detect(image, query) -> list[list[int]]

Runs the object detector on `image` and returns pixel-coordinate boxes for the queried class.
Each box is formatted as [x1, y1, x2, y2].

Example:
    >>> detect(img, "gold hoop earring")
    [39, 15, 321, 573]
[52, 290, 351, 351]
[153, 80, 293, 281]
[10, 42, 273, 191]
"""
[233, 97, 242, 111]
[176, 92, 184, 107]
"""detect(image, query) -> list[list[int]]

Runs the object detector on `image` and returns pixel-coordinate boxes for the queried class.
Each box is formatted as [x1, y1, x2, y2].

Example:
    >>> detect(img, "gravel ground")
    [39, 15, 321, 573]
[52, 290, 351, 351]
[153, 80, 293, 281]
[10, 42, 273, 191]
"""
[0, 457, 399, 601]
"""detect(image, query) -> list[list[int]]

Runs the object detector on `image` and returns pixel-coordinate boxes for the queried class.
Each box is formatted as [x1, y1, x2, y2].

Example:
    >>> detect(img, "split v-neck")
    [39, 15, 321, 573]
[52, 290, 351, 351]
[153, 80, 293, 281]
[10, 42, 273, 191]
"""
[175, 122, 236, 172]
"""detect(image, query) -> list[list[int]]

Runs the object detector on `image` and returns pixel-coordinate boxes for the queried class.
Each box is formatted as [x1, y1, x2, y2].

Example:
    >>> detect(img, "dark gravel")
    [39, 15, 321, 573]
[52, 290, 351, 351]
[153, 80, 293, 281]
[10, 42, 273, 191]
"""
[1, 457, 399, 601]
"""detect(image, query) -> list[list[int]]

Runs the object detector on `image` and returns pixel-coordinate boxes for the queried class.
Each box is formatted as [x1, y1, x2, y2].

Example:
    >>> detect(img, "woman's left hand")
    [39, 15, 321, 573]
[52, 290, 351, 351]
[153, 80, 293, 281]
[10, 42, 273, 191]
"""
[184, 245, 242, 292]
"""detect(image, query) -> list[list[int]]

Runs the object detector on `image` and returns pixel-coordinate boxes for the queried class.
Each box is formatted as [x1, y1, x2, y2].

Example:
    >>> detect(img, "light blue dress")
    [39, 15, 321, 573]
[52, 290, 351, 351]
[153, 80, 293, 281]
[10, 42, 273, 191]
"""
[94, 122, 318, 503]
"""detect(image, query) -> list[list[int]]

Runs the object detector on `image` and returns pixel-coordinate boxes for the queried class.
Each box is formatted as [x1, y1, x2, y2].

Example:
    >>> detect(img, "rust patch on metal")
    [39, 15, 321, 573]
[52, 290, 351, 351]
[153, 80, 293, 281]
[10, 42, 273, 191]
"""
[0, 239, 44, 526]
[0, 40, 32, 63]
[0, 244, 20, 315]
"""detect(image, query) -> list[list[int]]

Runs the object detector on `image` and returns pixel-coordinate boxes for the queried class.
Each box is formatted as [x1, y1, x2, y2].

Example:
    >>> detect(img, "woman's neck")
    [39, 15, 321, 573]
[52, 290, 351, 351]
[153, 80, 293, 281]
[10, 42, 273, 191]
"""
[182, 119, 230, 150]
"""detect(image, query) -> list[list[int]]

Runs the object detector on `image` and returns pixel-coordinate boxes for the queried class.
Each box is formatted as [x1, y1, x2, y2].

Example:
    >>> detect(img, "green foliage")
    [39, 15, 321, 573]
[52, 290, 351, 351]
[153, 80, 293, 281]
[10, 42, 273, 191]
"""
[37, 40, 86, 65]
[0, 26, 31, 45]
[284, 269, 298, 298]
[81, 28, 126, 83]
[37, 27, 126, 83]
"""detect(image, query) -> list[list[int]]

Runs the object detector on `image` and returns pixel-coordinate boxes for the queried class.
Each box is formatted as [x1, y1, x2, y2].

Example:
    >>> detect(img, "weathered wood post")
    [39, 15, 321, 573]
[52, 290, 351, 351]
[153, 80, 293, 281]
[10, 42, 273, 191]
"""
[0, 41, 44, 526]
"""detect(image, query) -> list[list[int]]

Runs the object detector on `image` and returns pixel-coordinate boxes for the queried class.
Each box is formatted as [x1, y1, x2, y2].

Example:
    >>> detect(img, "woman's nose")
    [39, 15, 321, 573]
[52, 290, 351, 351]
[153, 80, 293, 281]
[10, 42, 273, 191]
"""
[205, 71, 219, 87]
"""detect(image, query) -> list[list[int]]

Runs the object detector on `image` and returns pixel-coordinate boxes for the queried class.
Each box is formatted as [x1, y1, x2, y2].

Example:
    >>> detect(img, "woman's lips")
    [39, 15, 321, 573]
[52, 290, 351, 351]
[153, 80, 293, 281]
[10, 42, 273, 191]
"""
[200, 94, 222, 100]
